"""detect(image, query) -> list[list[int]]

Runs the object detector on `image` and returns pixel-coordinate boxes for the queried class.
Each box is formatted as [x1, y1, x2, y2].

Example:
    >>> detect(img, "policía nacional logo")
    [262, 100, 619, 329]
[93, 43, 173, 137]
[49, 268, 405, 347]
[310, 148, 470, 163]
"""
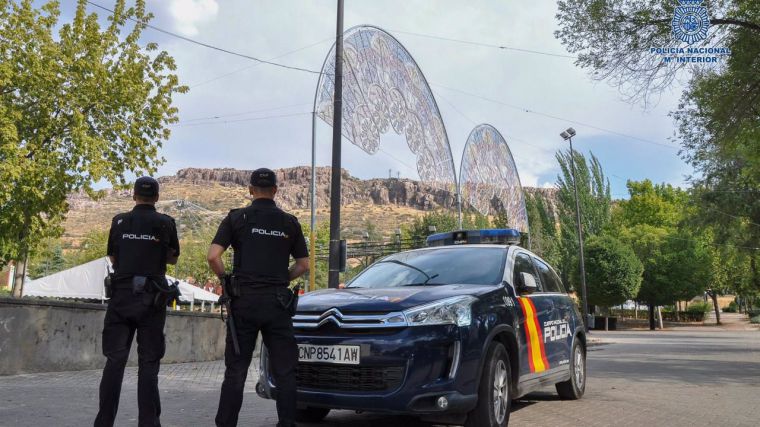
[672, 0, 710, 44]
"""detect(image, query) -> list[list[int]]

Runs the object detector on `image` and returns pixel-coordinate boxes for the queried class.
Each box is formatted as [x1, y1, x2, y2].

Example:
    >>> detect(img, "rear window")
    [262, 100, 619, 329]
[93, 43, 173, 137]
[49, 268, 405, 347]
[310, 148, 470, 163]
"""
[348, 247, 507, 288]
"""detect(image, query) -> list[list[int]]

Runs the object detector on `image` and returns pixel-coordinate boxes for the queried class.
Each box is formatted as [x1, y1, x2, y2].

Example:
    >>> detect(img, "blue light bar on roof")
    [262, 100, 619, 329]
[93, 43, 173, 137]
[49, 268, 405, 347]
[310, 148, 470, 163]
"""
[426, 229, 522, 247]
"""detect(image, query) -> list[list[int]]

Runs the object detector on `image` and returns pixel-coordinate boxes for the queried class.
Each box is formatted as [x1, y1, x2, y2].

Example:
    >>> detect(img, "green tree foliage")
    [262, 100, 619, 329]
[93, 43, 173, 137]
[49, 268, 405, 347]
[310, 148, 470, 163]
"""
[523, 191, 561, 268]
[401, 211, 460, 245]
[0, 1, 186, 283]
[584, 235, 643, 309]
[555, 149, 611, 289]
[555, 1, 760, 299]
[613, 180, 714, 328]
[27, 240, 66, 279]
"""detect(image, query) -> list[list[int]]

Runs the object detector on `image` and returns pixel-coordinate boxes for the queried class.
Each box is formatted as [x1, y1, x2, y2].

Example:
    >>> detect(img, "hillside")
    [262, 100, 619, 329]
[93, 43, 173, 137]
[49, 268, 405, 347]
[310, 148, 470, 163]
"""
[63, 167, 557, 246]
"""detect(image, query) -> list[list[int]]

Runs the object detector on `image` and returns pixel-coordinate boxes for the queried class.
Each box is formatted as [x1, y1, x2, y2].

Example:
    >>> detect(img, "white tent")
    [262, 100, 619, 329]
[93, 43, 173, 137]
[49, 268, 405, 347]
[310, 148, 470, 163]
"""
[24, 257, 218, 303]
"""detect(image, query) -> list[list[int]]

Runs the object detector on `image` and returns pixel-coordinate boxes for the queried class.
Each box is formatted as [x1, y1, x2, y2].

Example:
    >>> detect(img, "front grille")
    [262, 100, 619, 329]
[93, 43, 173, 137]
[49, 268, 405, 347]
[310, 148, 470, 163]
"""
[296, 364, 404, 392]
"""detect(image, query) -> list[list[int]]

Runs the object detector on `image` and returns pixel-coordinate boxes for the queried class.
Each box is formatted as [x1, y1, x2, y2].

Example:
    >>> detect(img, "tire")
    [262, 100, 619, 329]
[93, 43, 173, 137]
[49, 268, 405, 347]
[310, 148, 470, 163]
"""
[556, 339, 586, 400]
[465, 342, 512, 427]
[294, 407, 331, 423]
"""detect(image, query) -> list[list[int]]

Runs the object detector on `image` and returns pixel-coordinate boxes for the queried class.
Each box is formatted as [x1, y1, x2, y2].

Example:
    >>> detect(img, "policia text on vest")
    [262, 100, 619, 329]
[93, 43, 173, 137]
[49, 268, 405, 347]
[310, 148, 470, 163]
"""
[207, 168, 310, 427]
[95, 177, 181, 427]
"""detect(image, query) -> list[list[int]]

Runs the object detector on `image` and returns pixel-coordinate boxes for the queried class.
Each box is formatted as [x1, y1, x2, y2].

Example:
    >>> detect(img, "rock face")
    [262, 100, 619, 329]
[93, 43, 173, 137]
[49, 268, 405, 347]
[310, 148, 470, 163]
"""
[162, 167, 458, 212]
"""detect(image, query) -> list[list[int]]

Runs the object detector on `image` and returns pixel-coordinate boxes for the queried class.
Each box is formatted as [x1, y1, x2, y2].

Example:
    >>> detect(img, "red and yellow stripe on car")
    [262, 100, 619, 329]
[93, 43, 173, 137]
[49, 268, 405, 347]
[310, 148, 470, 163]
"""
[518, 297, 549, 373]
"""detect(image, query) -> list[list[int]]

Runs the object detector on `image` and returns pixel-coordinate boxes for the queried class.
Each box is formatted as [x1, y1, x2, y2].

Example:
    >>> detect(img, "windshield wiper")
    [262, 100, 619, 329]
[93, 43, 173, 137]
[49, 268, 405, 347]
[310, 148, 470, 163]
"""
[377, 259, 440, 285]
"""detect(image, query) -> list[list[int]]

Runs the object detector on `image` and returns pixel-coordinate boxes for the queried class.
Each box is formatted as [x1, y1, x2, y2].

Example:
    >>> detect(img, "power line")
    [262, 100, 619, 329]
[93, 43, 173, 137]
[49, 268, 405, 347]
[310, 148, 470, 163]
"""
[173, 112, 311, 127]
[431, 82, 680, 150]
[180, 102, 311, 123]
[390, 29, 576, 59]
[189, 38, 334, 88]
[86, 1, 325, 76]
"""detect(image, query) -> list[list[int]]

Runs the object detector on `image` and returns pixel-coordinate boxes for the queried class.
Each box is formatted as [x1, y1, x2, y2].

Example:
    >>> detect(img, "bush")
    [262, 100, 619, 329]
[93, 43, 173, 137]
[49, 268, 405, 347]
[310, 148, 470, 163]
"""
[723, 301, 738, 313]
[750, 315, 760, 324]
[686, 301, 711, 314]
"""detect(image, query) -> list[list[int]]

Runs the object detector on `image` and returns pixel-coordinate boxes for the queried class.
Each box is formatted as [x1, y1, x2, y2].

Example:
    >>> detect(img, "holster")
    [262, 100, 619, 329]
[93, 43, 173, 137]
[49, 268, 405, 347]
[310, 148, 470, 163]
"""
[276, 285, 300, 317]
[104, 274, 113, 299]
[225, 275, 241, 298]
[132, 276, 148, 295]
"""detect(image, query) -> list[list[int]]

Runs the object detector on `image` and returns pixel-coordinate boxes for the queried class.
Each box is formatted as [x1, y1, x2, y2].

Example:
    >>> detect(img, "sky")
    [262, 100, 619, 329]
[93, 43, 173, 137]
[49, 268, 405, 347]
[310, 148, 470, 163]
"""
[62, 0, 694, 199]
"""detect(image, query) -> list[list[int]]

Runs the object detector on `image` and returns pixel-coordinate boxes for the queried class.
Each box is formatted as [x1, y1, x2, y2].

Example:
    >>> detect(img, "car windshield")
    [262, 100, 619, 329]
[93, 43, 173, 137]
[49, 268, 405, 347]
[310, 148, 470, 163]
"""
[348, 247, 507, 288]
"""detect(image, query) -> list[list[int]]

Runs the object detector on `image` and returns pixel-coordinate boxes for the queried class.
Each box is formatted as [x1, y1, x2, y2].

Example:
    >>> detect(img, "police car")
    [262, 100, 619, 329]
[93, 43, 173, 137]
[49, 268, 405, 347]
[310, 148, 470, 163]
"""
[257, 229, 586, 426]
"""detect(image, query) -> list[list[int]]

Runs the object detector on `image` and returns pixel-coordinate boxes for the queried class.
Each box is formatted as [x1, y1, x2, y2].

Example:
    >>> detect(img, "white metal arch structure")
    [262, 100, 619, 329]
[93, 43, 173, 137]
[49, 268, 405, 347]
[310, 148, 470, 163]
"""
[459, 124, 529, 233]
[314, 25, 457, 191]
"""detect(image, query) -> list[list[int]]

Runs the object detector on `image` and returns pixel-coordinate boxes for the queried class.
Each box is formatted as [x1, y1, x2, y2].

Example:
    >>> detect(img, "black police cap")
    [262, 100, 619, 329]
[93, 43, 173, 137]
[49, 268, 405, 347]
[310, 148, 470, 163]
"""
[250, 168, 277, 187]
[134, 176, 159, 197]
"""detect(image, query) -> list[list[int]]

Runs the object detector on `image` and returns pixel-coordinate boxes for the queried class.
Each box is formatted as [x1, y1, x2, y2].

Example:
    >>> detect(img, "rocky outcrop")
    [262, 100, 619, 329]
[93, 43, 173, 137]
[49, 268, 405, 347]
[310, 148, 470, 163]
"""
[162, 167, 458, 211]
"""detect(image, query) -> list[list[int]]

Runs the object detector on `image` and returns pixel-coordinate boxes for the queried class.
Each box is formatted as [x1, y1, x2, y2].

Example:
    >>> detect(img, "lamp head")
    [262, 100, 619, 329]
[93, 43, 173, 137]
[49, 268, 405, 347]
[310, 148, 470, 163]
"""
[567, 127, 576, 137]
[560, 131, 570, 140]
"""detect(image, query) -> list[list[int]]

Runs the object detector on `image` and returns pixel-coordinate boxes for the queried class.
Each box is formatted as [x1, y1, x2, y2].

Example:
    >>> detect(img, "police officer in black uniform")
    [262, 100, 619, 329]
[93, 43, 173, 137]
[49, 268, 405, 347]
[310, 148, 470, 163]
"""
[208, 168, 309, 427]
[95, 177, 180, 427]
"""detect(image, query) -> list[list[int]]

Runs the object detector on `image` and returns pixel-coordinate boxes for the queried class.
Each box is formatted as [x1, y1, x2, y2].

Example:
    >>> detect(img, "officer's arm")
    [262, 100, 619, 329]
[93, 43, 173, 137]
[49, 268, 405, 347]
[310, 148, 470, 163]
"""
[289, 257, 309, 281]
[207, 244, 227, 279]
[166, 249, 179, 265]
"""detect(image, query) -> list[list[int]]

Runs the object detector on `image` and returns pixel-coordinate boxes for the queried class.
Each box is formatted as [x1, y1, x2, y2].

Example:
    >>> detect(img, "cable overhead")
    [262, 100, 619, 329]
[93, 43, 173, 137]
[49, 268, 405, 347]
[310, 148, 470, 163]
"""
[173, 112, 311, 127]
[390, 29, 577, 59]
[189, 37, 334, 88]
[86, 1, 325, 75]
[431, 82, 680, 150]
[180, 102, 311, 123]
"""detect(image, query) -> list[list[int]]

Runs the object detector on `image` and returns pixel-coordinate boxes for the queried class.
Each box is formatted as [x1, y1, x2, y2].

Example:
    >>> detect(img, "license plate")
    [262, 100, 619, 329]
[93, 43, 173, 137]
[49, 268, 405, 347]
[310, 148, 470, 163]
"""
[298, 344, 361, 365]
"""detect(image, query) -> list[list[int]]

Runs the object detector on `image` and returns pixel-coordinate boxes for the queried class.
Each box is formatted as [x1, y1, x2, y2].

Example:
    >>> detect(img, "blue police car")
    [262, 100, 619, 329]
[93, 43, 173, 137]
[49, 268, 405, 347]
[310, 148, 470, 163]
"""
[257, 229, 586, 426]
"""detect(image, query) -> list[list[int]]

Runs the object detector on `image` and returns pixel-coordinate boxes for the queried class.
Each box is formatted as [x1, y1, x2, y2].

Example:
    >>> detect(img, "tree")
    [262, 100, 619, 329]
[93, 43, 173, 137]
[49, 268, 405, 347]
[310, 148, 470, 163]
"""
[523, 191, 561, 268]
[555, 149, 612, 290]
[555, 0, 760, 105]
[401, 211, 460, 246]
[585, 234, 643, 329]
[613, 180, 713, 329]
[27, 240, 67, 279]
[0, 0, 186, 295]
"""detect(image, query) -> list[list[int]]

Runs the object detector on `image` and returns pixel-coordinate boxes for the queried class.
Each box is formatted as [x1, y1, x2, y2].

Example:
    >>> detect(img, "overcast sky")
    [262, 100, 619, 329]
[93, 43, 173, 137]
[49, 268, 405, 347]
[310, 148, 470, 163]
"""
[66, 0, 693, 198]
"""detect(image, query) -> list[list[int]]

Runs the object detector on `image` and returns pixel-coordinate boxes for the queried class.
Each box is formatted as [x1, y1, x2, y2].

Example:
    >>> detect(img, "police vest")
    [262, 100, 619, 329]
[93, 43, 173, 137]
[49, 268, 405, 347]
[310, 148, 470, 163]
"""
[111, 211, 171, 278]
[231, 205, 298, 286]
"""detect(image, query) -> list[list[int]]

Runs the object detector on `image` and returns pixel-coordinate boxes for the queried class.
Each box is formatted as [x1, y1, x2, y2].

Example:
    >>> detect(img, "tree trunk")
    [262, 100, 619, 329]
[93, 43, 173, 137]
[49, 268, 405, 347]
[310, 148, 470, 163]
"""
[657, 306, 664, 329]
[709, 291, 721, 325]
[11, 254, 27, 297]
[674, 301, 680, 322]
[648, 304, 656, 330]
[635, 302, 638, 319]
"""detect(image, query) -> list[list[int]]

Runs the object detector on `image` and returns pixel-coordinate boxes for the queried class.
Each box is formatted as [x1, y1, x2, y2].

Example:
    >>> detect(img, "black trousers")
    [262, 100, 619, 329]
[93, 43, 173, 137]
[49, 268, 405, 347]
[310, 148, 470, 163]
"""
[94, 289, 167, 427]
[215, 292, 297, 427]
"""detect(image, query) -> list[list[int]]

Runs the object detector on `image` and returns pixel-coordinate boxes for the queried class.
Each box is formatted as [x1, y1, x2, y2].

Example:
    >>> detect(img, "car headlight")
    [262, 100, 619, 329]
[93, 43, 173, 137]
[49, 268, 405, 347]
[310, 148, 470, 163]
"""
[403, 296, 478, 327]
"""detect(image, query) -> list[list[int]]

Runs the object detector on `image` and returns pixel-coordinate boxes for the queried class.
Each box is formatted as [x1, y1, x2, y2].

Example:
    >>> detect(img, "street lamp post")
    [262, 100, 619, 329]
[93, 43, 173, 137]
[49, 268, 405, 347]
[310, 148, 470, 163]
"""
[560, 127, 589, 331]
[327, 0, 345, 289]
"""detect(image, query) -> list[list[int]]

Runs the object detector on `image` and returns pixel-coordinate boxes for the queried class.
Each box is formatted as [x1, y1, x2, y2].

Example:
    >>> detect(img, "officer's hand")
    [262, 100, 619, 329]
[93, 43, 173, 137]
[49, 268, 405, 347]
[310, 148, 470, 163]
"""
[218, 294, 231, 305]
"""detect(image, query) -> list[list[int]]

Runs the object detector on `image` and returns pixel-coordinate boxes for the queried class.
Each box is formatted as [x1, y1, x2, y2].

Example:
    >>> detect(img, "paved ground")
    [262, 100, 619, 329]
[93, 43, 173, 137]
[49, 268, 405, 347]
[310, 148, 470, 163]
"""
[1, 325, 758, 426]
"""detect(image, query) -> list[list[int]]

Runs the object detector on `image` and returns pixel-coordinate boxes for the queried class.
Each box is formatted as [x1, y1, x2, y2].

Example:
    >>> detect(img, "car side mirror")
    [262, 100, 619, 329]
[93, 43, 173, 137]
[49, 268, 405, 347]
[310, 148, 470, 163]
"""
[518, 272, 538, 295]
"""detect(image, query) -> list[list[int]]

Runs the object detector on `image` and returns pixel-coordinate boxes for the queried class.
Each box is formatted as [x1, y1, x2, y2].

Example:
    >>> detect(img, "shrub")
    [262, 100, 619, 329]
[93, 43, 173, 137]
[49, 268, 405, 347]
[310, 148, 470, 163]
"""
[723, 301, 738, 313]
[686, 301, 711, 314]
[750, 315, 760, 325]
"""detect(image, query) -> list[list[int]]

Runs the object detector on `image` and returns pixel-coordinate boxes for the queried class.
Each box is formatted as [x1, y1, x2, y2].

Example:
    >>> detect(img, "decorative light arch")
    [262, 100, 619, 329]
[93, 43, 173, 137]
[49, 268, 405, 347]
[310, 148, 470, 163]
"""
[314, 25, 457, 191]
[459, 124, 529, 233]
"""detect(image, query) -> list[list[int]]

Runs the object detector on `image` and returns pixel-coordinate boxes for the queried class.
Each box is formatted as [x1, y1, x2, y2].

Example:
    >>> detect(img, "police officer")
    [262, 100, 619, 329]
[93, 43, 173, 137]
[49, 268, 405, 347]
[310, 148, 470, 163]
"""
[95, 177, 180, 427]
[208, 168, 308, 427]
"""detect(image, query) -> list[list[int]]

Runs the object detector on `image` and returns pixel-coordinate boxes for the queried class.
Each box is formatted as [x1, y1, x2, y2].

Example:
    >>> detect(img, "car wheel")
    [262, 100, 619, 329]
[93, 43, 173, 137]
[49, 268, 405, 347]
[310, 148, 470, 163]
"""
[294, 406, 331, 422]
[465, 342, 511, 427]
[556, 339, 586, 400]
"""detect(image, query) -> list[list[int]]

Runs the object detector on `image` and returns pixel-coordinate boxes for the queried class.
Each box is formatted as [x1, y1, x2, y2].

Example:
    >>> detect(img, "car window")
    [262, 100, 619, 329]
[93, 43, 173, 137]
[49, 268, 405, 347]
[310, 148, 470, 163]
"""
[348, 247, 507, 288]
[533, 258, 564, 293]
[513, 252, 541, 291]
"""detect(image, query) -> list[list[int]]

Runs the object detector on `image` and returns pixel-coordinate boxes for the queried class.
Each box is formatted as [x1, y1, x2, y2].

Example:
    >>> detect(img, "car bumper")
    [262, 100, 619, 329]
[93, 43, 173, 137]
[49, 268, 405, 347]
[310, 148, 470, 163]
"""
[256, 325, 479, 415]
